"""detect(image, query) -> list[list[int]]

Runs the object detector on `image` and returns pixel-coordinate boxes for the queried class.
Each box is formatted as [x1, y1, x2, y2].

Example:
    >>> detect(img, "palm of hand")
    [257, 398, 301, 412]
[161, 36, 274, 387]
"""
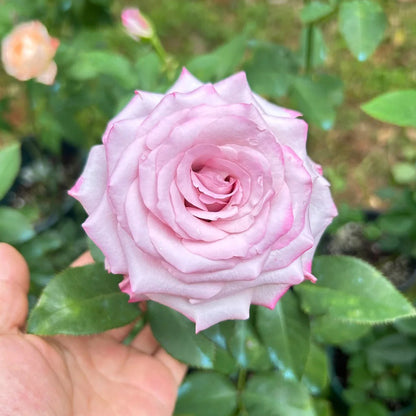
[0, 245, 186, 416]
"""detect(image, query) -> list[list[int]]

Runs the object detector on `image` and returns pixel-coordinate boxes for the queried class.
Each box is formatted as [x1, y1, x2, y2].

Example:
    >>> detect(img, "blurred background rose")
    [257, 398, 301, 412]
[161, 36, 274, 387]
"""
[121, 7, 153, 40]
[1, 21, 59, 85]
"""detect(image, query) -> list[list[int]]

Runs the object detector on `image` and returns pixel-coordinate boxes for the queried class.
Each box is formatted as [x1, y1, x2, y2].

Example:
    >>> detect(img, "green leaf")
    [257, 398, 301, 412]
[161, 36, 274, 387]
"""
[311, 315, 371, 344]
[299, 26, 327, 69]
[0, 2, 16, 38]
[367, 333, 416, 365]
[242, 372, 316, 416]
[394, 316, 416, 336]
[187, 33, 247, 82]
[37, 112, 64, 154]
[295, 256, 416, 324]
[211, 343, 238, 375]
[203, 320, 234, 349]
[377, 213, 415, 236]
[302, 342, 329, 395]
[338, 0, 387, 61]
[68, 51, 136, 89]
[361, 90, 416, 127]
[203, 321, 238, 374]
[392, 162, 416, 184]
[245, 42, 298, 98]
[347, 354, 374, 389]
[175, 372, 237, 416]
[256, 291, 310, 380]
[312, 399, 332, 416]
[227, 319, 271, 371]
[350, 401, 389, 416]
[134, 52, 166, 92]
[289, 74, 343, 130]
[0, 207, 35, 244]
[300, 1, 334, 24]
[123, 316, 146, 346]
[27, 264, 140, 335]
[0, 142, 21, 200]
[87, 237, 105, 263]
[147, 302, 216, 368]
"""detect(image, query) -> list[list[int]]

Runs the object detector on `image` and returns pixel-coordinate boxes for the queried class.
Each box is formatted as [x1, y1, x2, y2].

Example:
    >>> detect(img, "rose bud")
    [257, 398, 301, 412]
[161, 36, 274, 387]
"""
[69, 69, 337, 332]
[1, 21, 59, 85]
[121, 7, 153, 40]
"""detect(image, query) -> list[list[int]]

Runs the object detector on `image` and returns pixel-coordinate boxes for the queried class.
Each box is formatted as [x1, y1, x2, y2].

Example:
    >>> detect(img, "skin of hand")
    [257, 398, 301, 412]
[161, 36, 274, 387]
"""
[0, 243, 187, 416]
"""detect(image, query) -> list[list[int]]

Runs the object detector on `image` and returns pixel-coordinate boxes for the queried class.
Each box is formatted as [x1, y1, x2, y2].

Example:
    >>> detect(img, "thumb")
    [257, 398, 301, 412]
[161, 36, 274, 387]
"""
[0, 243, 29, 333]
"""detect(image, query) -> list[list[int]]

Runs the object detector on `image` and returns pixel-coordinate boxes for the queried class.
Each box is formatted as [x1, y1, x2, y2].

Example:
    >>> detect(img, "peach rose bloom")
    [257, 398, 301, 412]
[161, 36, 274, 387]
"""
[1, 21, 59, 85]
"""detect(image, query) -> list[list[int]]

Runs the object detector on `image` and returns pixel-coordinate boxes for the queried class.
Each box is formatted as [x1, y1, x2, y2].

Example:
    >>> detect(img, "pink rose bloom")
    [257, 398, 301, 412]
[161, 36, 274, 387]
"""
[121, 8, 153, 40]
[1, 21, 59, 85]
[69, 69, 337, 332]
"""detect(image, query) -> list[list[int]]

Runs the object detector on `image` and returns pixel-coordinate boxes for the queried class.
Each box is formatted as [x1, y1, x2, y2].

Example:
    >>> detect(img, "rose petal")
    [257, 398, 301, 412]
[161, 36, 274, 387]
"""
[82, 194, 127, 274]
[148, 289, 253, 333]
[118, 227, 224, 300]
[168, 67, 204, 93]
[68, 145, 107, 215]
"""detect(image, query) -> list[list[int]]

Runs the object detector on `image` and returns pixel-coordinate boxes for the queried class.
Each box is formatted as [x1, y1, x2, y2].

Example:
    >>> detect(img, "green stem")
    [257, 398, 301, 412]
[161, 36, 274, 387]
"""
[304, 24, 314, 75]
[149, 34, 178, 81]
[302, 0, 314, 75]
[237, 368, 247, 391]
[235, 368, 248, 416]
[150, 35, 167, 63]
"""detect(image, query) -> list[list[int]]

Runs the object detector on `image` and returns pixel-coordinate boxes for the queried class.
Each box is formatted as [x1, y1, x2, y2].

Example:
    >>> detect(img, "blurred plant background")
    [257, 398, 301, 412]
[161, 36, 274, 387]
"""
[1, 0, 416, 415]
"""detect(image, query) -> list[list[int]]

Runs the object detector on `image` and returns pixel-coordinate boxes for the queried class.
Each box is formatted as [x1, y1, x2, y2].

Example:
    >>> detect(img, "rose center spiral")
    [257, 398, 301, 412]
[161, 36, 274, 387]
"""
[190, 163, 237, 212]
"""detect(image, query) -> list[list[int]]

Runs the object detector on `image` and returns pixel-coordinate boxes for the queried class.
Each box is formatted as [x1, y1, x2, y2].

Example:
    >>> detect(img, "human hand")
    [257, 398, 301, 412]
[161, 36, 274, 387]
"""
[0, 243, 187, 416]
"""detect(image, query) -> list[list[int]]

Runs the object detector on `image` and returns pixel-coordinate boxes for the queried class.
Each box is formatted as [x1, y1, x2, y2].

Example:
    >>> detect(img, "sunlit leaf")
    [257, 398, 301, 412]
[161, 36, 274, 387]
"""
[361, 90, 416, 127]
[27, 264, 140, 335]
[311, 315, 371, 344]
[295, 256, 416, 324]
[339, 0, 387, 61]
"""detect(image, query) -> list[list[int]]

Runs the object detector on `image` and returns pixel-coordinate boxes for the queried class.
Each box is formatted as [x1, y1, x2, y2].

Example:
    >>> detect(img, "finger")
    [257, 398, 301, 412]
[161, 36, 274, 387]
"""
[104, 321, 136, 342]
[0, 243, 30, 333]
[70, 251, 94, 267]
[155, 348, 188, 386]
[130, 324, 159, 354]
